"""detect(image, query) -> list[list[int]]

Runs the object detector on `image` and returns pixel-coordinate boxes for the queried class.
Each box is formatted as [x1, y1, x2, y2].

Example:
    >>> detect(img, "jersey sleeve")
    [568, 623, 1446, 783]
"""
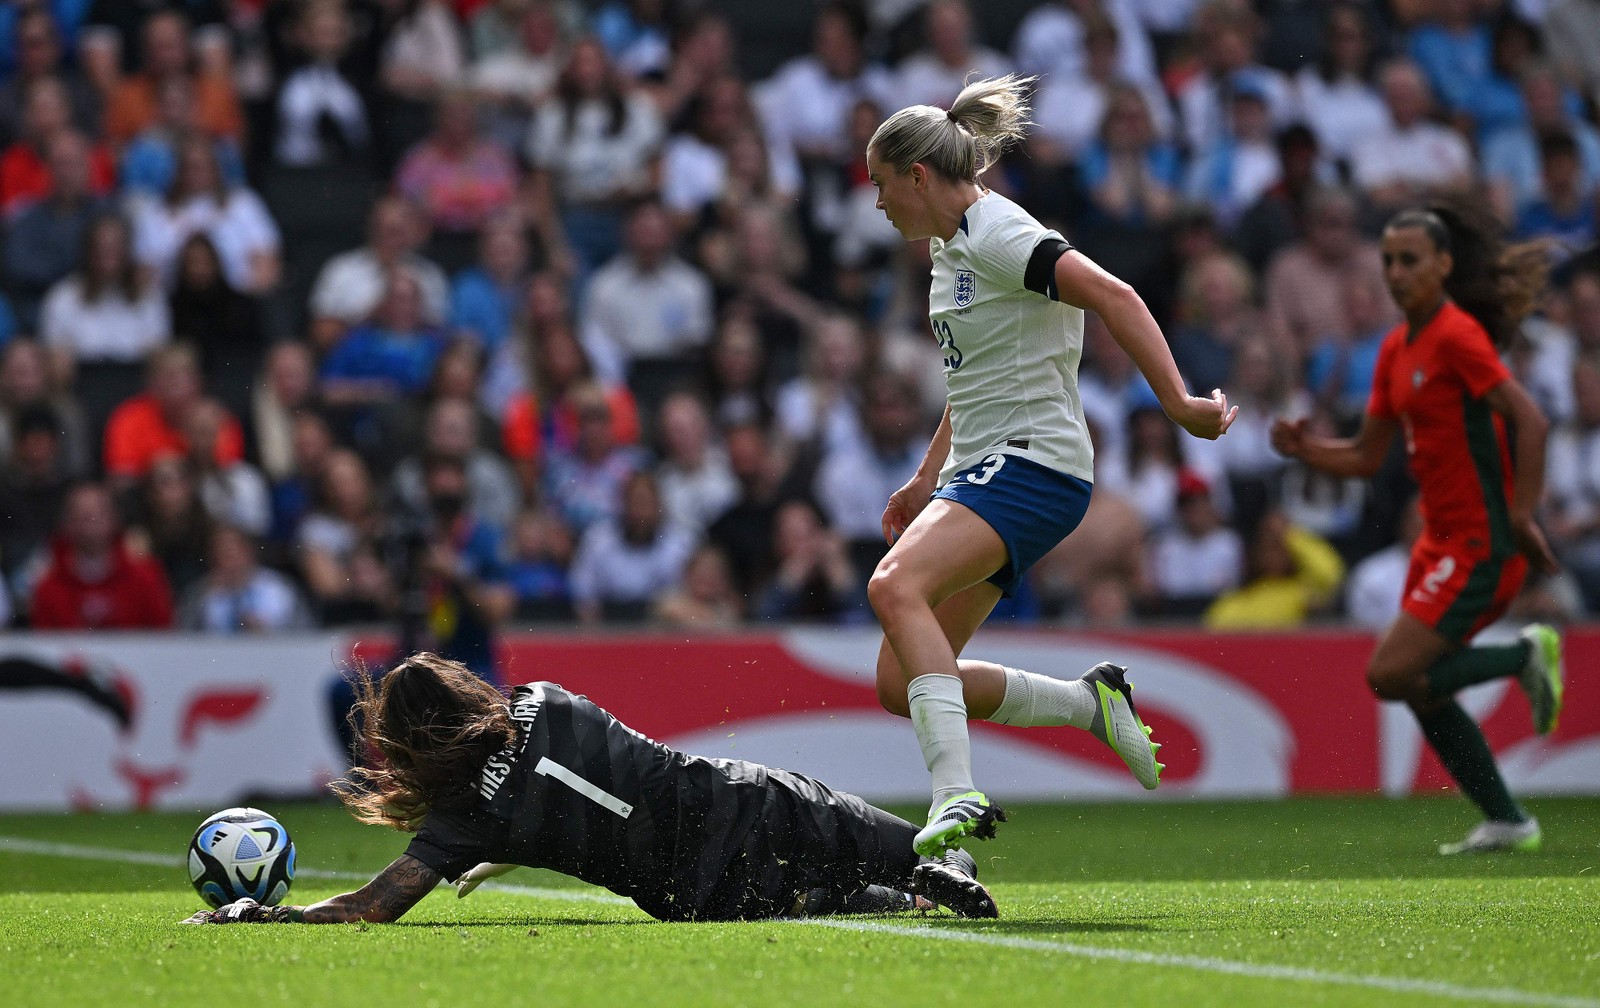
[1365, 331, 1400, 420]
[404, 807, 499, 882]
[1444, 316, 1512, 398]
[976, 214, 1070, 296]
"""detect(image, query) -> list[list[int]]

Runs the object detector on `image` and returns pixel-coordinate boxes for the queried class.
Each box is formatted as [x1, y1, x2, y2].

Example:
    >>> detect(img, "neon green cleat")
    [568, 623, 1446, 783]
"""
[1438, 818, 1541, 855]
[1518, 624, 1564, 736]
[913, 792, 1007, 858]
[1082, 662, 1163, 790]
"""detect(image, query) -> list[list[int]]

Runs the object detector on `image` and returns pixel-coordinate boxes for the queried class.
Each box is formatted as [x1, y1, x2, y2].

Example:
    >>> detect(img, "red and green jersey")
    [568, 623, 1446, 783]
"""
[1367, 300, 1515, 555]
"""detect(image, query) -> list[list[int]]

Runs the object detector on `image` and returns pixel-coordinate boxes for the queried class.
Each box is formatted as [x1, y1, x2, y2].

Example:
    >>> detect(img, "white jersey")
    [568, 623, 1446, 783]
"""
[928, 191, 1093, 486]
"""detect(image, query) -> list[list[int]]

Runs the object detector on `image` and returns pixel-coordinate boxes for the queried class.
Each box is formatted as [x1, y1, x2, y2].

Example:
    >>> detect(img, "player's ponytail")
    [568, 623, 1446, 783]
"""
[332, 653, 514, 831]
[869, 74, 1034, 182]
[1389, 197, 1550, 350]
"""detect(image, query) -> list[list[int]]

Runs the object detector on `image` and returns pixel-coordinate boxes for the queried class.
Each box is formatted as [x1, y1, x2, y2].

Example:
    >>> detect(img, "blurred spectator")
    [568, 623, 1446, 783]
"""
[1290, 2, 1387, 170]
[1472, 16, 1550, 140]
[775, 313, 867, 459]
[309, 196, 449, 350]
[569, 468, 693, 624]
[1482, 63, 1600, 217]
[1031, 13, 1173, 164]
[267, 408, 336, 549]
[0, 403, 74, 599]
[269, 0, 372, 169]
[706, 204, 821, 384]
[1264, 186, 1393, 359]
[831, 98, 904, 300]
[184, 397, 271, 537]
[1011, 0, 1158, 88]
[481, 268, 570, 415]
[1406, 0, 1493, 129]
[29, 480, 174, 629]
[130, 135, 282, 296]
[702, 311, 773, 429]
[754, 497, 865, 623]
[41, 213, 170, 366]
[470, 0, 567, 139]
[592, 0, 671, 80]
[1351, 58, 1475, 211]
[893, 0, 1011, 110]
[101, 8, 242, 148]
[399, 452, 514, 682]
[648, 10, 740, 128]
[1547, 275, 1600, 611]
[503, 503, 574, 621]
[813, 367, 924, 576]
[661, 75, 770, 221]
[653, 541, 741, 629]
[500, 322, 640, 500]
[103, 342, 244, 489]
[1184, 76, 1282, 229]
[526, 36, 663, 274]
[1514, 130, 1598, 253]
[449, 212, 534, 356]
[395, 87, 518, 266]
[80, 0, 230, 80]
[170, 233, 267, 420]
[3, 130, 108, 330]
[1233, 124, 1323, 274]
[1146, 469, 1243, 617]
[0, 7, 99, 148]
[753, 3, 894, 165]
[1546, 0, 1600, 111]
[120, 73, 246, 198]
[1305, 274, 1395, 427]
[1120, 406, 1190, 533]
[1078, 82, 1181, 232]
[0, 76, 114, 216]
[297, 447, 398, 625]
[707, 419, 800, 599]
[378, 0, 466, 105]
[178, 523, 311, 633]
[392, 395, 520, 534]
[251, 342, 321, 485]
[472, 0, 575, 61]
[0, 339, 89, 478]
[541, 380, 647, 534]
[124, 454, 211, 597]
[1204, 510, 1345, 628]
[653, 390, 737, 534]
[1212, 336, 1309, 534]
[581, 199, 714, 414]
[318, 268, 451, 407]
[1175, 4, 1294, 157]
[1345, 495, 1423, 630]
[1169, 251, 1260, 401]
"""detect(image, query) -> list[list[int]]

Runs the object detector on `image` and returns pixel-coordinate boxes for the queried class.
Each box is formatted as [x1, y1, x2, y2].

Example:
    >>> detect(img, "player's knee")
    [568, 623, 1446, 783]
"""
[866, 562, 913, 618]
[1365, 662, 1415, 701]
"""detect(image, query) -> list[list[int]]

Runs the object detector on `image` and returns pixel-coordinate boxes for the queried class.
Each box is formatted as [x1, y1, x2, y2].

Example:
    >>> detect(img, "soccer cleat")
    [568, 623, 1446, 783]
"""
[1438, 817, 1541, 855]
[911, 851, 998, 919]
[913, 791, 1006, 857]
[1517, 624, 1565, 736]
[1082, 662, 1163, 790]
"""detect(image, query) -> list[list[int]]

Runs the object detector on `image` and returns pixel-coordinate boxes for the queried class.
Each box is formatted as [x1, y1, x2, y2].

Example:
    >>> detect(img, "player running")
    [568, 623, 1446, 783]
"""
[1272, 200, 1565, 855]
[863, 75, 1237, 857]
[183, 653, 998, 925]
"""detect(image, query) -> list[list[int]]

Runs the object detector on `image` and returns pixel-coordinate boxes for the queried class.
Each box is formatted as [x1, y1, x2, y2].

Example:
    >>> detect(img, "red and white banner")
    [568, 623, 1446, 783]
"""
[2, 627, 1596, 810]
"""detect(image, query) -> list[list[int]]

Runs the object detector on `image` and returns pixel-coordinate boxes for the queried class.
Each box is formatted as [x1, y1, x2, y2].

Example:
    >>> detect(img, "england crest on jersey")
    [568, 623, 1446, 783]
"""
[954, 269, 975, 308]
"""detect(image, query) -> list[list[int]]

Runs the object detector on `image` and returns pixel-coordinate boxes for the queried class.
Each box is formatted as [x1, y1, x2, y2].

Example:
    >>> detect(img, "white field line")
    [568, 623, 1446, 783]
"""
[4, 835, 1594, 1008]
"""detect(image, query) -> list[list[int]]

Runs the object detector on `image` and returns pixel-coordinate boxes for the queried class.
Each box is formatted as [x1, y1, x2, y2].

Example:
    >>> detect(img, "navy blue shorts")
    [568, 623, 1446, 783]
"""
[933, 452, 1093, 598]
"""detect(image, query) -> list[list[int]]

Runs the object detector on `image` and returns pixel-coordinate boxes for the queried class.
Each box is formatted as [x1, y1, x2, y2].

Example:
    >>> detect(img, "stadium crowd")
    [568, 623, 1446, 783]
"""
[0, 0, 1597, 642]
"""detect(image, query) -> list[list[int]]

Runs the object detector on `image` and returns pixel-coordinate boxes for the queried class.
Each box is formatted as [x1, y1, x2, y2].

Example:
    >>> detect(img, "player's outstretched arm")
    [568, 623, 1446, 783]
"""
[1484, 377, 1558, 572]
[182, 854, 441, 925]
[1053, 250, 1237, 440]
[1270, 413, 1399, 479]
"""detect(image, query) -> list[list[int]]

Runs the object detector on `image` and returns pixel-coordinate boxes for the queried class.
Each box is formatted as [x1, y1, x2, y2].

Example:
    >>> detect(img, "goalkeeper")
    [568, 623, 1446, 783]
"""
[184, 652, 996, 925]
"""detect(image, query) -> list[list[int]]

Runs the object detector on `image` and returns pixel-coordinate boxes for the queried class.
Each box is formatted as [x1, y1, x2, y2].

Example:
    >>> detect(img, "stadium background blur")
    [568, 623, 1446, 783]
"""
[1, 0, 1598, 644]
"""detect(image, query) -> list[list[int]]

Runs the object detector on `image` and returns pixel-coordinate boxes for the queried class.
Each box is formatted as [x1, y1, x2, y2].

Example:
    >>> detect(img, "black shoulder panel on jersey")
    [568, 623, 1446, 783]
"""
[1024, 236, 1073, 300]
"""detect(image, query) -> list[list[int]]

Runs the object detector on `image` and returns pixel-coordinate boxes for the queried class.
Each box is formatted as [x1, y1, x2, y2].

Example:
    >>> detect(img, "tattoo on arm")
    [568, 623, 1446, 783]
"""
[300, 854, 442, 924]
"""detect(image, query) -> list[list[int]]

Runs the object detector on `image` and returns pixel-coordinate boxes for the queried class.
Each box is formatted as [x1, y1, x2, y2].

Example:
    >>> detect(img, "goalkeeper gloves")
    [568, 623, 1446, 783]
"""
[454, 862, 517, 898]
[182, 898, 295, 924]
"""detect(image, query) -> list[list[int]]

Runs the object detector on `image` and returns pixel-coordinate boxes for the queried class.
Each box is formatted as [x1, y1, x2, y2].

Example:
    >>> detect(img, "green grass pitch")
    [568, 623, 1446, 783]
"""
[2, 797, 1597, 1008]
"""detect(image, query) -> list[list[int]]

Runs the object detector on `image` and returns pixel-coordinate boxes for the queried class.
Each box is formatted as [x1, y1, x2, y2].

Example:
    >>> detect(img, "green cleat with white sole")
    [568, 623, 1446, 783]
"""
[913, 791, 1007, 858]
[1517, 624, 1564, 736]
[1082, 662, 1164, 790]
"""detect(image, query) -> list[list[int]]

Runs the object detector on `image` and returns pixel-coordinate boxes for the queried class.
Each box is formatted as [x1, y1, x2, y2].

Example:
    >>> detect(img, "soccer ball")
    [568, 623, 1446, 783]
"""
[187, 807, 296, 908]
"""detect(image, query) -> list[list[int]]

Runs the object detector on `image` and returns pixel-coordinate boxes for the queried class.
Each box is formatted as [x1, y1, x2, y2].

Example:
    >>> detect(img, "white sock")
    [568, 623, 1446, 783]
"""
[906, 673, 974, 816]
[987, 667, 1095, 729]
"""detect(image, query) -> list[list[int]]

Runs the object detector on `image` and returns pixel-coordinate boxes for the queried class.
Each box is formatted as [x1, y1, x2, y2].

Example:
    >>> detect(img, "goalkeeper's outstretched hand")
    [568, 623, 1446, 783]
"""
[455, 862, 517, 898]
[182, 898, 294, 924]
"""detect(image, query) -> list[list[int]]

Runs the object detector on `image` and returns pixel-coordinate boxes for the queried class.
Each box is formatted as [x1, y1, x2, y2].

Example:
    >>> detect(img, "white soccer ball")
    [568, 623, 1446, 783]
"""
[187, 807, 296, 908]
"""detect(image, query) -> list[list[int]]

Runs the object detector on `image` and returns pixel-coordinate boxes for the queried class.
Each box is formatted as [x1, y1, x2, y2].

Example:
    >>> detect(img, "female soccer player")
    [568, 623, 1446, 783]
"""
[183, 653, 998, 925]
[863, 75, 1237, 857]
[1272, 201, 1565, 854]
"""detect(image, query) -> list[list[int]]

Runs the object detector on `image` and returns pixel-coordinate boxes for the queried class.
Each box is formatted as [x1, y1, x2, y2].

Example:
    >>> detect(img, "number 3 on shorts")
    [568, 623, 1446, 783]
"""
[967, 453, 1007, 486]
